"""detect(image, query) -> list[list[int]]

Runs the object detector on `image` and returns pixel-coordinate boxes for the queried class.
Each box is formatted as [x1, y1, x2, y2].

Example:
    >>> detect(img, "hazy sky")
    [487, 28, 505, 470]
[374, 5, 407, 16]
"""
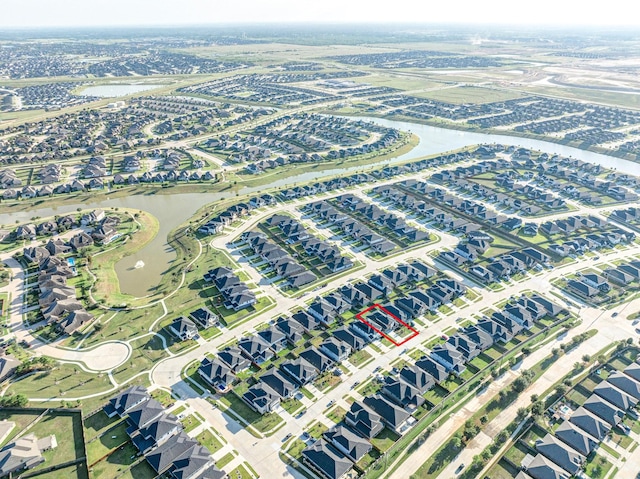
[3, 0, 639, 28]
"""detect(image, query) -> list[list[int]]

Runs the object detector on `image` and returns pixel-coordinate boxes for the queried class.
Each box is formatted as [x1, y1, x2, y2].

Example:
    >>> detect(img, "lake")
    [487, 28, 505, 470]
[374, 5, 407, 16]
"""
[79, 84, 164, 98]
[2, 118, 638, 296]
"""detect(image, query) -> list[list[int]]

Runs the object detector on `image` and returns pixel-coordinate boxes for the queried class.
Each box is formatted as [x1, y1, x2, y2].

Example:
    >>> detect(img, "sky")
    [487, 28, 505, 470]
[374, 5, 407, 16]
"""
[2, 0, 640, 28]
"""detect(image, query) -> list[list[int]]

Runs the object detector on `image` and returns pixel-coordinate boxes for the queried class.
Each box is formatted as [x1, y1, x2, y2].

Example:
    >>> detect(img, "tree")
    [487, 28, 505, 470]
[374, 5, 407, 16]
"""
[555, 384, 567, 396]
[0, 393, 28, 407]
[530, 394, 539, 403]
[531, 401, 545, 417]
[582, 354, 591, 363]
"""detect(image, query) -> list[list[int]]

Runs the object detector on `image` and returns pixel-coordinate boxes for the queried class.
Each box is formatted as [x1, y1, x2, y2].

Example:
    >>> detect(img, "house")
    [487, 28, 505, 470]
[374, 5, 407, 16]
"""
[169, 317, 198, 341]
[461, 326, 494, 351]
[217, 347, 251, 373]
[280, 357, 318, 385]
[0, 434, 56, 478]
[522, 454, 570, 479]
[554, 421, 597, 456]
[0, 356, 20, 383]
[349, 320, 380, 343]
[593, 381, 637, 410]
[145, 432, 198, 474]
[344, 401, 384, 439]
[189, 307, 219, 329]
[363, 394, 413, 434]
[569, 407, 610, 441]
[69, 232, 94, 251]
[242, 383, 280, 414]
[566, 279, 598, 298]
[274, 317, 305, 345]
[257, 327, 287, 353]
[324, 425, 372, 463]
[606, 371, 640, 400]
[287, 271, 317, 289]
[299, 347, 334, 373]
[130, 413, 182, 454]
[320, 337, 350, 362]
[399, 364, 435, 394]
[23, 246, 50, 264]
[168, 445, 223, 479]
[309, 299, 338, 327]
[430, 343, 466, 375]
[446, 334, 481, 362]
[333, 327, 367, 351]
[126, 399, 166, 431]
[535, 433, 584, 475]
[198, 358, 235, 393]
[382, 377, 426, 411]
[291, 310, 320, 332]
[415, 356, 449, 383]
[104, 385, 150, 417]
[624, 362, 640, 383]
[582, 394, 624, 426]
[238, 336, 274, 365]
[301, 439, 353, 479]
[259, 370, 297, 399]
[322, 293, 351, 315]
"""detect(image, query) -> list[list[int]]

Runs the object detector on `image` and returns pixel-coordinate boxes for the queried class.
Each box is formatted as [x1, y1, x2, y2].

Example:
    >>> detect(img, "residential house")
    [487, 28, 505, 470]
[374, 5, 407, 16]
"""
[169, 317, 198, 341]
[323, 425, 372, 464]
[301, 439, 353, 479]
[198, 358, 235, 393]
[344, 401, 384, 439]
[363, 394, 413, 434]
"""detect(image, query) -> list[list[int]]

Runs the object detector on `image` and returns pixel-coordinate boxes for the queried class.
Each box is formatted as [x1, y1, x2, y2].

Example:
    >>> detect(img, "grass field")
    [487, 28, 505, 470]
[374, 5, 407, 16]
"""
[0, 409, 87, 478]
[7, 361, 112, 400]
[410, 85, 525, 104]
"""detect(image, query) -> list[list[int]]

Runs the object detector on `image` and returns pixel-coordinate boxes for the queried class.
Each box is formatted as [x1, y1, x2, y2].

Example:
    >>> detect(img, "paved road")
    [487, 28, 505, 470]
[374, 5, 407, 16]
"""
[1, 240, 132, 372]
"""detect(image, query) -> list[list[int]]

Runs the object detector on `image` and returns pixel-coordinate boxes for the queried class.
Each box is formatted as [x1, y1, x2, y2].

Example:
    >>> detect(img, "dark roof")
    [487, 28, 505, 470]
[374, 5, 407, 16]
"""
[302, 439, 353, 479]
[535, 433, 583, 475]
[554, 421, 597, 456]
[146, 432, 198, 473]
[344, 401, 384, 439]
[104, 385, 150, 416]
[259, 370, 297, 399]
[323, 425, 371, 463]
[126, 398, 165, 430]
[363, 394, 411, 430]
[569, 407, 610, 440]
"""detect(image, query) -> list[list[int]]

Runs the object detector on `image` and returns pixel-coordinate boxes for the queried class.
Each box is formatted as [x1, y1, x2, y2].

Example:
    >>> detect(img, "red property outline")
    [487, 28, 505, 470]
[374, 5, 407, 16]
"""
[355, 303, 419, 347]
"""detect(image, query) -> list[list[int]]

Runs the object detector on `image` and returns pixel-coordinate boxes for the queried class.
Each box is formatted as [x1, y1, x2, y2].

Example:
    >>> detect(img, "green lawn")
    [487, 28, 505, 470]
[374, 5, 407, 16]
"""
[216, 452, 235, 469]
[370, 428, 400, 452]
[86, 422, 129, 465]
[83, 411, 121, 443]
[327, 406, 347, 424]
[116, 461, 157, 479]
[89, 442, 139, 479]
[180, 413, 203, 433]
[227, 463, 254, 479]
[0, 410, 85, 475]
[349, 349, 372, 367]
[219, 393, 284, 435]
[197, 429, 224, 454]
[8, 361, 112, 400]
[112, 334, 169, 385]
